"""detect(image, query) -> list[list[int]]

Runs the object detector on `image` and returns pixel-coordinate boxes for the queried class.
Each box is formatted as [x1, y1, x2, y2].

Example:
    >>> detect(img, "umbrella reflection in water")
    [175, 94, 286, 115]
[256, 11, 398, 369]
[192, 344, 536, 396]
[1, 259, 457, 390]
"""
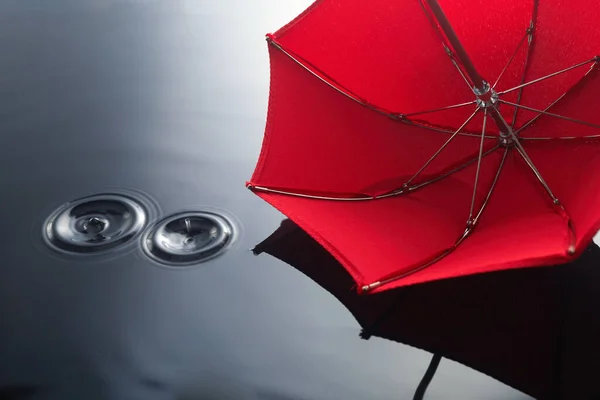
[254, 219, 600, 400]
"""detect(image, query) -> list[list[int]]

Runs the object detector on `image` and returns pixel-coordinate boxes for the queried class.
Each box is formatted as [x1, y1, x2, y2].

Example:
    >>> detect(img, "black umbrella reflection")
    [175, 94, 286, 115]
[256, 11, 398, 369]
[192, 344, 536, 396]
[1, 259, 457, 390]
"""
[253, 219, 600, 400]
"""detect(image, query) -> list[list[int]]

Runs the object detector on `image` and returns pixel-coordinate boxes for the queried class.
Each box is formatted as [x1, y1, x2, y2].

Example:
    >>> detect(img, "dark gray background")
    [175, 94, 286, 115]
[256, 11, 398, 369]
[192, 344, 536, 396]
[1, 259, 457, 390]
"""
[2, 0, 588, 398]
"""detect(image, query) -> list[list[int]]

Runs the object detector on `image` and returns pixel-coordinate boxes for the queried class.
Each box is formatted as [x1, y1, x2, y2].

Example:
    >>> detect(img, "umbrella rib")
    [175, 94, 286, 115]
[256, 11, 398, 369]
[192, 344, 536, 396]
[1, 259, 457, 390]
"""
[515, 61, 598, 137]
[514, 92, 567, 135]
[361, 147, 508, 293]
[408, 145, 501, 192]
[268, 37, 490, 138]
[510, 13, 538, 127]
[400, 119, 496, 139]
[491, 104, 577, 253]
[498, 99, 600, 130]
[490, 104, 561, 202]
[266, 38, 394, 119]
[402, 100, 477, 118]
[492, 31, 529, 90]
[473, 147, 508, 225]
[521, 134, 600, 141]
[512, 143, 557, 201]
[248, 144, 500, 201]
[468, 109, 488, 223]
[448, 53, 477, 90]
[246, 186, 389, 201]
[513, 142, 578, 254]
[402, 108, 480, 188]
[362, 243, 463, 293]
[498, 57, 598, 95]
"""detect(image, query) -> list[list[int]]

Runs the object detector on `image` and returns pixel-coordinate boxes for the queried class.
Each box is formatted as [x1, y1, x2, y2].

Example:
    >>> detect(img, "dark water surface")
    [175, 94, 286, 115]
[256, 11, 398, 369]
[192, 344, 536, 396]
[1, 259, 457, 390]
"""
[0, 1, 537, 399]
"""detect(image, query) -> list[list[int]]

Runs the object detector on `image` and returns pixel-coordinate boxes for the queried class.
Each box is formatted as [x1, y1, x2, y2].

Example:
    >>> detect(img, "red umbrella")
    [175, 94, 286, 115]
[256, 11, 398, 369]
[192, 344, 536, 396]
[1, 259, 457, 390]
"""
[247, 0, 600, 293]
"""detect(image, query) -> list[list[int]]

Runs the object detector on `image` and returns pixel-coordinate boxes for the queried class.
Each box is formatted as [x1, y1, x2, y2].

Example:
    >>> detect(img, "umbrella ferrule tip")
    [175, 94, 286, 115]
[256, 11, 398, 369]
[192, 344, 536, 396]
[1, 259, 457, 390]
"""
[361, 281, 382, 293]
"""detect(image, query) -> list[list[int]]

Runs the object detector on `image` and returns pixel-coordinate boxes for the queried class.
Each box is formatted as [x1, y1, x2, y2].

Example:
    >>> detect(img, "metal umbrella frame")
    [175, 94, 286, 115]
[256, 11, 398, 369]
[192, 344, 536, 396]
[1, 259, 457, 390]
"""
[248, 0, 600, 292]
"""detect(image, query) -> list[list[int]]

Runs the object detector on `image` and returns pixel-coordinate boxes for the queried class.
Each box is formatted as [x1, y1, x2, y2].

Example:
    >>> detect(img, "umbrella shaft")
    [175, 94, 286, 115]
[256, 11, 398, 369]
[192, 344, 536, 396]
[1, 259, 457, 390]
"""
[425, 0, 485, 90]
[490, 109, 510, 134]
[425, 0, 509, 133]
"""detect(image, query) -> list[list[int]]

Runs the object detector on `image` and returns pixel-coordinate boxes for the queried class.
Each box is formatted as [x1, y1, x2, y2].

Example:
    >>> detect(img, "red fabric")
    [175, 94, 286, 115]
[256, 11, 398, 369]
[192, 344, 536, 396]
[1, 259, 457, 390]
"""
[518, 0, 600, 130]
[249, 0, 600, 292]
[520, 67, 600, 138]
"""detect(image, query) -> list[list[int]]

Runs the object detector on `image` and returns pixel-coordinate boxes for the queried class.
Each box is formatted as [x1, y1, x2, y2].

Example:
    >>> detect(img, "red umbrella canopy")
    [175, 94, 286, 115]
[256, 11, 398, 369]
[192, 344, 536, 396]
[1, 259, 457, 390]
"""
[247, 0, 600, 293]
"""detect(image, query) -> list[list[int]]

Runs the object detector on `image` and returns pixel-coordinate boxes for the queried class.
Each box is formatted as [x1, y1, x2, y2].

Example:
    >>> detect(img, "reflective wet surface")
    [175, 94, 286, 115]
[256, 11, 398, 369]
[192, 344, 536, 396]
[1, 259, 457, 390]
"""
[0, 0, 586, 398]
